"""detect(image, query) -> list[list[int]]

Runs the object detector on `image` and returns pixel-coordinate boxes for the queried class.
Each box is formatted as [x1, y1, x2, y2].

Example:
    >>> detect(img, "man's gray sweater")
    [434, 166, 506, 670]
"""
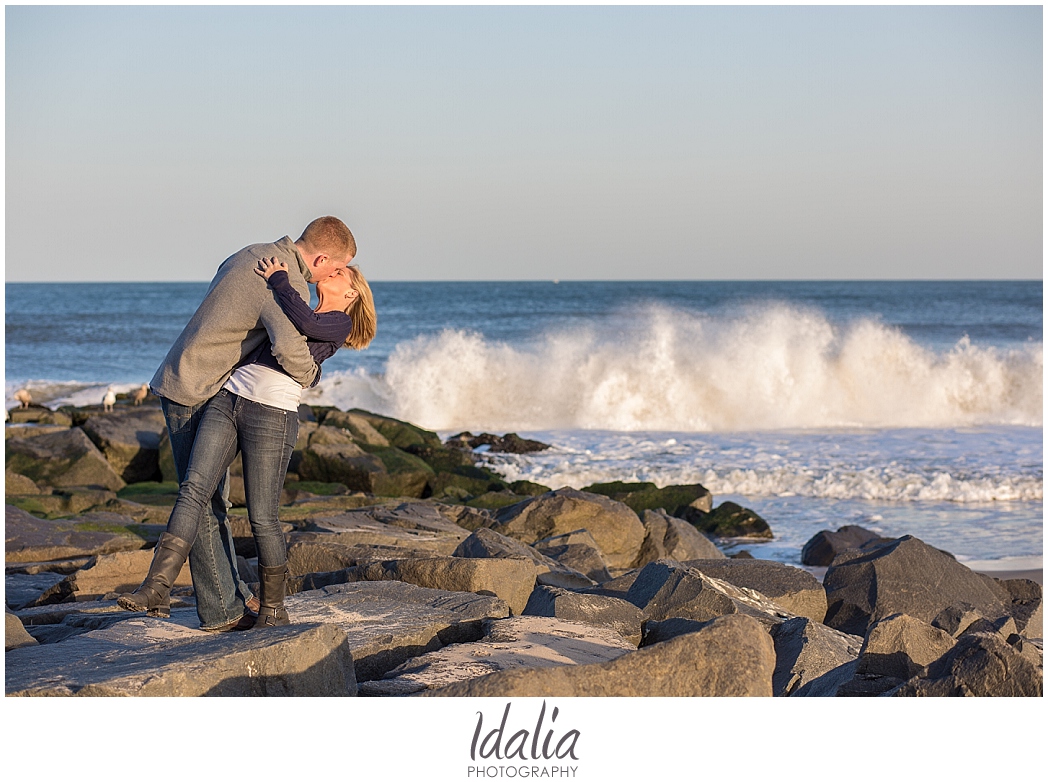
[150, 236, 319, 407]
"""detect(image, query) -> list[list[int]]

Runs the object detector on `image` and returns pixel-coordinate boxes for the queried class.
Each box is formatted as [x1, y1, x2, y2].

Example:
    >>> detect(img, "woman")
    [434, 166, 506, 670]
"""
[119, 258, 376, 628]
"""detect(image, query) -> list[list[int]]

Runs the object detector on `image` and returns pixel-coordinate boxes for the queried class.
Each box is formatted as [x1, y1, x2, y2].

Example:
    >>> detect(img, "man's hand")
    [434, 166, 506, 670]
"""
[255, 257, 289, 281]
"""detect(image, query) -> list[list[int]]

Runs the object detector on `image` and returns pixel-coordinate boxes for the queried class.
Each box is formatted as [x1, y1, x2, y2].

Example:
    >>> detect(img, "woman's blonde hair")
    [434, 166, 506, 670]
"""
[342, 264, 376, 350]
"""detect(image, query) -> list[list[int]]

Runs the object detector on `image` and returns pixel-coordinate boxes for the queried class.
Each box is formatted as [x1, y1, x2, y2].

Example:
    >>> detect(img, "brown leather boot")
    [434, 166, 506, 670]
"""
[254, 563, 290, 628]
[116, 532, 192, 617]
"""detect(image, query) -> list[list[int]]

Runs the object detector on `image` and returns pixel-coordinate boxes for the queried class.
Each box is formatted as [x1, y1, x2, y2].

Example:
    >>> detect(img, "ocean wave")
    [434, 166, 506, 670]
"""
[318, 303, 1042, 432]
[482, 454, 1044, 503]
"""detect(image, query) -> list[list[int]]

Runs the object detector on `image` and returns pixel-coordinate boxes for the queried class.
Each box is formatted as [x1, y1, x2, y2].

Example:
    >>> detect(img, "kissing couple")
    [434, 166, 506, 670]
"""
[118, 216, 376, 630]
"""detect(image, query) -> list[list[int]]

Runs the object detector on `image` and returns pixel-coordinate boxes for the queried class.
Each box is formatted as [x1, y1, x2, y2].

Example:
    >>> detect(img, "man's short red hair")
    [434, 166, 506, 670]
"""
[298, 216, 356, 260]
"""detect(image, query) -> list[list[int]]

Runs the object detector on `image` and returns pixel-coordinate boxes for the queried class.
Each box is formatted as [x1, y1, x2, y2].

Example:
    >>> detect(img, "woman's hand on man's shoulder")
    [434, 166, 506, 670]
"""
[255, 257, 290, 282]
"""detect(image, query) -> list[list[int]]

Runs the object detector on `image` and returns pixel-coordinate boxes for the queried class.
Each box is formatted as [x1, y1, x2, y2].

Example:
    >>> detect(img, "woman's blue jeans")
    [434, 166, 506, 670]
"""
[163, 390, 298, 625]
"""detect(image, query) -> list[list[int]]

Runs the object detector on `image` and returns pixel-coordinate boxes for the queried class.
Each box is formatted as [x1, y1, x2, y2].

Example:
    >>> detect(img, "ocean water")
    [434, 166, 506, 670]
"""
[5, 280, 1042, 569]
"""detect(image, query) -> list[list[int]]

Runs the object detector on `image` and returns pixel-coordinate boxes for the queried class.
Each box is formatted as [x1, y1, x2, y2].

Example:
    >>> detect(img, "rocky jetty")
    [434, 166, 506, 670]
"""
[5, 398, 1042, 697]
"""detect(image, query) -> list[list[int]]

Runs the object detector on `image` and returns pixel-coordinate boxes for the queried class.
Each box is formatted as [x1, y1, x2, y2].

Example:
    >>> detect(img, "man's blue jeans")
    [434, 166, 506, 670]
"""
[160, 395, 254, 630]
[165, 390, 298, 570]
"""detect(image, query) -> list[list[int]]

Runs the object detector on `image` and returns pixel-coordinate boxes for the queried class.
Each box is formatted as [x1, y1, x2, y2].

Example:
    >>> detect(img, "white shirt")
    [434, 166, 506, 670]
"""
[222, 364, 301, 412]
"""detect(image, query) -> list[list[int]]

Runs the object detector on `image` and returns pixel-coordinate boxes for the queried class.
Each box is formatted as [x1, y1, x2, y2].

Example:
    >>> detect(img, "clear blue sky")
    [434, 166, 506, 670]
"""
[5, 5, 1042, 282]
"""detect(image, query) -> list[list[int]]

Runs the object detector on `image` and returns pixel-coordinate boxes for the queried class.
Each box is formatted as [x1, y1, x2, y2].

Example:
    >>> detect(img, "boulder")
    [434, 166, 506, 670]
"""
[352, 557, 537, 616]
[343, 409, 442, 450]
[65, 548, 193, 601]
[7, 488, 118, 520]
[838, 614, 957, 696]
[5, 424, 72, 440]
[424, 613, 775, 697]
[362, 447, 435, 498]
[624, 559, 796, 628]
[6, 609, 39, 651]
[582, 481, 713, 517]
[635, 509, 724, 567]
[5, 428, 126, 491]
[297, 506, 467, 555]
[6, 407, 72, 426]
[5, 617, 356, 696]
[823, 536, 1014, 637]
[296, 441, 388, 493]
[533, 530, 612, 583]
[359, 615, 634, 696]
[284, 581, 510, 681]
[583, 568, 644, 600]
[446, 432, 550, 454]
[289, 541, 449, 576]
[889, 631, 1043, 697]
[682, 558, 827, 623]
[769, 617, 863, 697]
[437, 503, 499, 533]
[5, 572, 77, 610]
[320, 410, 390, 446]
[5, 505, 146, 562]
[523, 585, 644, 645]
[682, 501, 772, 539]
[6, 469, 44, 495]
[932, 603, 996, 638]
[494, 488, 646, 570]
[454, 527, 595, 590]
[79, 408, 167, 484]
[997, 578, 1043, 639]
[801, 525, 892, 566]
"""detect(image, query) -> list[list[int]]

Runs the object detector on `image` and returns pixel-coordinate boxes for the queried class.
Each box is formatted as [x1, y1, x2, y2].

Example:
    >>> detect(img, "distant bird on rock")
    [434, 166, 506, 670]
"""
[103, 387, 117, 413]
[133, 384, 149, 406]
[14, 388, 32, 408]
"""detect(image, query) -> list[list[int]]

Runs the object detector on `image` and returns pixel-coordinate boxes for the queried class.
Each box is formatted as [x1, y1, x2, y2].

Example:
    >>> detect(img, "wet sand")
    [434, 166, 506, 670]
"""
[973, 568, 1042, 585]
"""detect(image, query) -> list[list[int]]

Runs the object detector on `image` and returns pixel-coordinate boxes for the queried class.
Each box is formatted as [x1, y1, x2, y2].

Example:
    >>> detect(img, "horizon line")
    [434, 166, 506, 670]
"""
[5, 278, 1044, 285]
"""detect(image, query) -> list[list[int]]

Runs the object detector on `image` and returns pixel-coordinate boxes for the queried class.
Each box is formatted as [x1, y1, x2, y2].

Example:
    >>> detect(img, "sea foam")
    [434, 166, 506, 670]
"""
[311, 303, 1042, 433]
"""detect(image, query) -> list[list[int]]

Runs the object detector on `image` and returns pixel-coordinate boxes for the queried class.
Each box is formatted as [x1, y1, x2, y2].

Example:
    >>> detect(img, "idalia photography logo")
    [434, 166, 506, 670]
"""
[468, 700, 581, 778]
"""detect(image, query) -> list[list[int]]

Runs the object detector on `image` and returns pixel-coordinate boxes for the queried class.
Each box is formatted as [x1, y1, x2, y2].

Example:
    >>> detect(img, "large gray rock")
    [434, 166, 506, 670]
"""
[424, 613, 775, 697]
[359, 616, 635, 696]
[823, 536, 1014, 637]
[839, 614, 957, 696]
[6, 469, 44, 495]
[66, 548, 193, 601]
[319, 411, 390, 446]
[296, 508, 466, 555]
[284, 581, 511, 681]
[624, 559, 796, 628]
[889, 631, 1043, 697]
[523, 585, 644, 645]
[533, 529, 613, 583]
[8, 488, 119, 520]
[79, 408, 167, 484]
[683, 558, 827, 623]
[997, 578, 1043, 639]
[682, 501, 773, 539]
[288, 540, 445, 576]
[296, 440, 388, 492]
[5, 572, 76, 610]
[6, 408, 72, 426]
[352, 557, 537, 615]
[801, 525, 892, 566]
[769, 617, 863, 697]
[6, 609, 39, 651]
[454, 527, 595, 589]
[580, 481, 714, 517]
[635, 509, 724, 567]
[5, 428, 126, 491]
[6, 617, 355, 696]
[5, 505, 146, 562]
[494, 488, 646, 570]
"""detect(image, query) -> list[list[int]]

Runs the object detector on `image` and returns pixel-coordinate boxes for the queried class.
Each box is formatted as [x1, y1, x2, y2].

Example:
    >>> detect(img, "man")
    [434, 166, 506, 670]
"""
[149, 216, 355, 631]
